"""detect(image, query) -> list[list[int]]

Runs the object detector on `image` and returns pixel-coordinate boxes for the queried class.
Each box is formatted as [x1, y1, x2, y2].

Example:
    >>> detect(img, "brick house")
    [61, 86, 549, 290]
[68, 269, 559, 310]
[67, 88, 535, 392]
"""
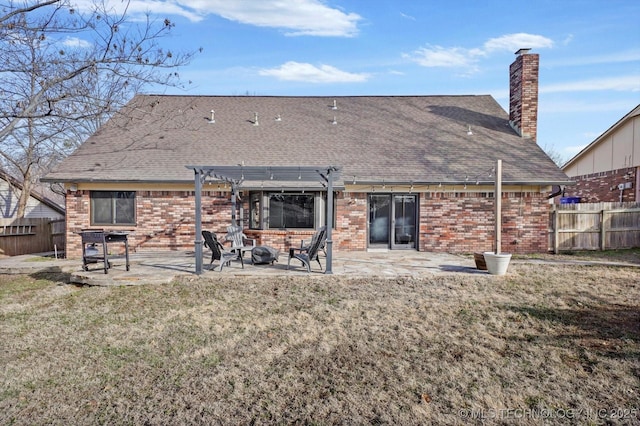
[43, 50, 570, 258]
[562, 104, 640, 203]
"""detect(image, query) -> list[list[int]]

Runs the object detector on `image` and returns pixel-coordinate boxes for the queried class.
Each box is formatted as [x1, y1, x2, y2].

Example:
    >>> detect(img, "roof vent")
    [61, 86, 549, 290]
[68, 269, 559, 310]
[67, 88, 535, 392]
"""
[209, 109, 215, 123]
[332, 116, 337, 125]
[332, 99, 337, 110]
[275, 114, 282, 121]
[253, 112, 259, 126]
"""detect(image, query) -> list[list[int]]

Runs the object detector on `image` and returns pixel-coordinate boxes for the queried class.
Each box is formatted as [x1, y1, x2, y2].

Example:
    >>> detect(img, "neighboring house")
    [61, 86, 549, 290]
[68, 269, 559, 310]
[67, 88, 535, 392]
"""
[0, 171, 65, 220]
[43, 50, 571, 258]
[562, 104, 640, 203]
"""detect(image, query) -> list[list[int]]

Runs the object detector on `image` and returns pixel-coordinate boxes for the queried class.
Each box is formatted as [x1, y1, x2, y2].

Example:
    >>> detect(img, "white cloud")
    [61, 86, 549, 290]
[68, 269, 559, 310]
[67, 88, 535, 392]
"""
[190, 0, 361, 36]
[259, 62, 369, 83]
[483, 33, 553, 52]
[403, 45, 479, 68]
[541, 75, 640, 94]
[62, 37, 92, 48]
[128, 1, 204, 22]
[73, 0, 361, 36]
[562, 34, 574, 46]
[405, 33, 552, 71]
[70, 0, 204, 22]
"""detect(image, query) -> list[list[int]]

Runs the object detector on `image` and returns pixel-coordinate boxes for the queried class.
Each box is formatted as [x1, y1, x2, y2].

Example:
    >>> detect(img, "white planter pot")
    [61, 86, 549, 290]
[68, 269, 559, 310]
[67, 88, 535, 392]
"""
[483, 252, 512, 276]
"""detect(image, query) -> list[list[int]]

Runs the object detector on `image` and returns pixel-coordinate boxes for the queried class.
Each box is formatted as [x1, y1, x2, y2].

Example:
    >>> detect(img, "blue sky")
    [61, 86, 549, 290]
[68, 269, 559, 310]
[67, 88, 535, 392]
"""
[77, 0, 639, 163]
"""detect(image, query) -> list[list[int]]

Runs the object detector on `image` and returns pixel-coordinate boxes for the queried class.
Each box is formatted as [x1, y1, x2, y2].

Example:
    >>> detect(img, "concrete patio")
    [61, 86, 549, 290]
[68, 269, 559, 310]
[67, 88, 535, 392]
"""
[3, 249, 637, 286]
[0, 250, 484, 286]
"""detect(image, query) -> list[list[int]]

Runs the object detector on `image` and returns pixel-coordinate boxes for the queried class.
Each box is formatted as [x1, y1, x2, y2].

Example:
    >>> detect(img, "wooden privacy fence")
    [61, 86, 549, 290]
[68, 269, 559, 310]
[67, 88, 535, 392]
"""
[0, 218, 66, 256]
[550, 202, 640, 253]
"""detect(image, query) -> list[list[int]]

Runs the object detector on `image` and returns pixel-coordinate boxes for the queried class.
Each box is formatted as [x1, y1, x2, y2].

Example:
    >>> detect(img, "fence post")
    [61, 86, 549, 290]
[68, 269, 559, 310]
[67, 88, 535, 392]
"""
[48, 220, 53, 249]
[553, 207, 559, 254]
[600, 209, 606, 251]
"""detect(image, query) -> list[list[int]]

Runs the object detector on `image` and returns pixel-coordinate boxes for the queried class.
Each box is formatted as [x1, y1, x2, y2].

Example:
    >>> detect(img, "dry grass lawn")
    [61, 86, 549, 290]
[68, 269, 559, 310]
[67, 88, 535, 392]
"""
[1, 261, 639, 425]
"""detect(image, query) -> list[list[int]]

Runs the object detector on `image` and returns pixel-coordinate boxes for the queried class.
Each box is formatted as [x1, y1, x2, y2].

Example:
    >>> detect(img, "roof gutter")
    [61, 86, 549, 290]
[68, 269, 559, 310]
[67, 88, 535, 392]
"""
[40, 177, 194, 184]
[353, 180, 575, 187]
[39, 177, 348, 190]
[42, 177, 575, 187]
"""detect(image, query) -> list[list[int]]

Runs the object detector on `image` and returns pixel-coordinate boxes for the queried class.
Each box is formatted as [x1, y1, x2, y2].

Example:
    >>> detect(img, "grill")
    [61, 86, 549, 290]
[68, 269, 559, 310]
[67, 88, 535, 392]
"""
[79, 230, 131, 274]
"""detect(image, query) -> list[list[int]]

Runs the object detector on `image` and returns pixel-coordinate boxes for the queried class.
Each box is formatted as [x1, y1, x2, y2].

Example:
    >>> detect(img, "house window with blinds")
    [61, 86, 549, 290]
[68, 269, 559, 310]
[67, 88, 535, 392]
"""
[90, 191, 136, 225]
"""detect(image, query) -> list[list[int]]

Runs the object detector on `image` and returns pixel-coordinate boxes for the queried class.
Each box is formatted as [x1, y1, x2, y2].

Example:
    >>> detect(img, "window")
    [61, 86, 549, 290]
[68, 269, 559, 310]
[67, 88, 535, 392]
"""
[249, 191, 336, 229]
[91, 191, 136, 225]
[269, 193, 315, 229]
[250, 193, 261, 229]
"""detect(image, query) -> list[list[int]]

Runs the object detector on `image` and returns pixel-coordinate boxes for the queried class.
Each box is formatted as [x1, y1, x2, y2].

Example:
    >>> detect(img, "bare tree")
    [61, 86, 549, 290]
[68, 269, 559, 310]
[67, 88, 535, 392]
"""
[541, 143, 568, 168]
[0, 0, 198, 217]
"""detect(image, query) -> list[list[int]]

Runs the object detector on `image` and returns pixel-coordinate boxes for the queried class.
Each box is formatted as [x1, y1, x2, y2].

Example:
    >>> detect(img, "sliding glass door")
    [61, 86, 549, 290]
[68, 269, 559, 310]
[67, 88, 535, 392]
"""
[368, 194, 417, 249]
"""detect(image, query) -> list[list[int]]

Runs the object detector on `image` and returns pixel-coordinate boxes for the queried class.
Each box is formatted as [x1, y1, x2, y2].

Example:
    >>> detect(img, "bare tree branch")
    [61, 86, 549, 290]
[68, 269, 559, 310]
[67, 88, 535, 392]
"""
[541, 143, 568, 168]
[0, 0, 199, 217]
[0, 0, 59, 26]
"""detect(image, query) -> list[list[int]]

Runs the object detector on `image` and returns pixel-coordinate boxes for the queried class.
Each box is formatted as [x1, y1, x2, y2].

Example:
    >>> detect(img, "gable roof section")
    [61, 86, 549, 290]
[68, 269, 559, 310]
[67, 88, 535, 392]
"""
[44, 94, 570, 187]
[1, 171, 65, 215]
[562, 104, 640, 170]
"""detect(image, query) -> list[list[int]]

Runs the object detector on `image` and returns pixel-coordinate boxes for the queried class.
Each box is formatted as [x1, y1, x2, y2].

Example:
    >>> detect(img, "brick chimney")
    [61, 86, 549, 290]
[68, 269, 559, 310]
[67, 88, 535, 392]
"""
[509, 48, 539, 142]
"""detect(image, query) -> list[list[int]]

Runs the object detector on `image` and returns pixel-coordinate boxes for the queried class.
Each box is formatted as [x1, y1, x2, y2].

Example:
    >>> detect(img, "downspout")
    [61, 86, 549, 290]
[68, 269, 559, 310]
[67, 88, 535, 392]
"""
[547, 185, 564, 200]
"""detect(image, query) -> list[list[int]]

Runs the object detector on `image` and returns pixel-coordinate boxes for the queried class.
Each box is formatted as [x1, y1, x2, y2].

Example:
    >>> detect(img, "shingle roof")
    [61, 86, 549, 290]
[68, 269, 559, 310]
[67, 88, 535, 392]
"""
[44, 94, 571, 186]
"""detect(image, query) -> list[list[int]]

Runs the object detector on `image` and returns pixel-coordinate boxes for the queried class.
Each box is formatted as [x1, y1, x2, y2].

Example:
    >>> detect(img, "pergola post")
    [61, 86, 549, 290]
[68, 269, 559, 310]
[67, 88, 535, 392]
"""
[231, 183, 237, 226]
[194, 168, 204, 275]
[325, 168, 334, 274]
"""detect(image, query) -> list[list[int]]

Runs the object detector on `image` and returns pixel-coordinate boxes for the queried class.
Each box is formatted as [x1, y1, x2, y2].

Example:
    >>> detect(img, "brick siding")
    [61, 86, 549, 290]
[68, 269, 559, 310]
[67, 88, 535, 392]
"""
[65, 189, 550, 258]
[419, 192, 549, 254]
[564, 168, 637, 203]
[66, 190, 231, 257]
[509, 52, 539, 142]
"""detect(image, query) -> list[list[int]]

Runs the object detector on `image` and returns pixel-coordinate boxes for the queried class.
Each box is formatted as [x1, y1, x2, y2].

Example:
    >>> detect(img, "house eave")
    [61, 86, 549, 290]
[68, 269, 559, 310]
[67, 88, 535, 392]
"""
[354, 180, 575, 187]
[41, 177, 574, 188]
[40, 177, 192, 185]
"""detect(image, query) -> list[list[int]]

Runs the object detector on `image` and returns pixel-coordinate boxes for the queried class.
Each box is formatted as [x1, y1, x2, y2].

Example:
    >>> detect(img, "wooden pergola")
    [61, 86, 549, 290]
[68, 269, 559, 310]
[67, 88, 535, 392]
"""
[187, 165, 341, 275]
